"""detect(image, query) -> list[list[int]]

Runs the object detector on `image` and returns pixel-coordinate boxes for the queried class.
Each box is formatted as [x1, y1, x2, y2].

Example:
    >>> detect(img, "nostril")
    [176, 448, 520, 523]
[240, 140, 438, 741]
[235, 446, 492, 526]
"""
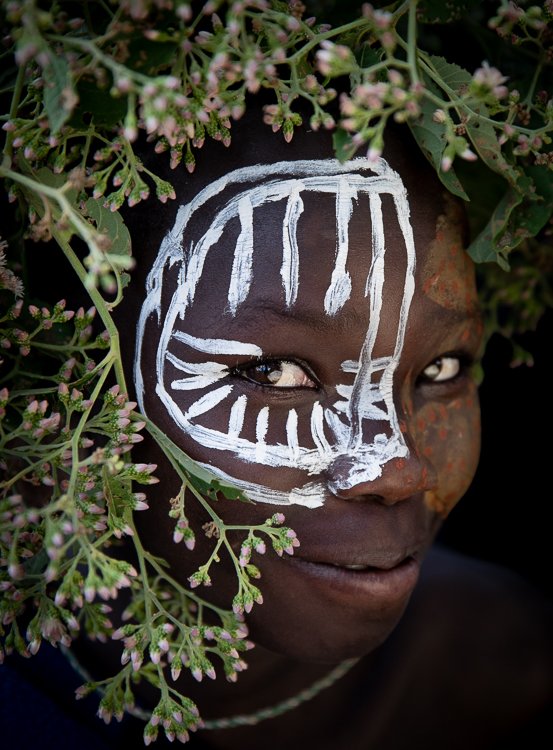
[325, 452, 388, 495]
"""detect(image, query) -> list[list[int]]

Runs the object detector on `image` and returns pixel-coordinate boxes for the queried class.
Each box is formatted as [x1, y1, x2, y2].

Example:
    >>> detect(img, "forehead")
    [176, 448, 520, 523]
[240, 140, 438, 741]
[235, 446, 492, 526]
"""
[156, 157, 420, 318]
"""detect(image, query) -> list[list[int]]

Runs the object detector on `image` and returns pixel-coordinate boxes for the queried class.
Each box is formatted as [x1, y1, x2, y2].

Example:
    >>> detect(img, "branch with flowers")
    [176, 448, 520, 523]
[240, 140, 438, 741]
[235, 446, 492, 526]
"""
[0, 0, 552, 744]
[0, 264, 300, 741]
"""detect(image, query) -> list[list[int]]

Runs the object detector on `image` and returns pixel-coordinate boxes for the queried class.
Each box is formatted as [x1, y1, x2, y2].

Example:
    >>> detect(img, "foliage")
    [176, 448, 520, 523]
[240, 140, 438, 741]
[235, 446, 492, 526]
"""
[0, 0, 552, 744]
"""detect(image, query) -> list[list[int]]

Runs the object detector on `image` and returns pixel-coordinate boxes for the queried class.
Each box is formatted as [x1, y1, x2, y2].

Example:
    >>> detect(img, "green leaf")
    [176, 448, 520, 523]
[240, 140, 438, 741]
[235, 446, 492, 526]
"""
[408, 97, 469, 200]
[84, 199, 131, 258]
[355, 42, 384, 69]
[125, 39, 179, 74]
[20, 167, 78, 245]
[33, 166, 77, 197]
[465, 112, 519, 187]
[523, 165, 553, 231]
[467, 167, 552, 267]
[427, 55, 471, 91]
[145, 419, 250, 502]
[467, 187, 521, 268]
[73, 78, 127, 128]
[427, 56, 519, 186]
[42, 53, 76, 134]
[332, 128, 358, 162]
[417, 0, 481, 23]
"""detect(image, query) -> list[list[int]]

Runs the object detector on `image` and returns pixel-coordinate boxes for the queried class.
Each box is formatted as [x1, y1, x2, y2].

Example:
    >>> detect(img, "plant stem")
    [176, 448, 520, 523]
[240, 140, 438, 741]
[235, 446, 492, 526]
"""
[407, 0, 419, 85]
[2, 62, 26, 163]
[285, 17, 370, 64]
[522, 55, 544, 108]
[52, 233, 127, 388]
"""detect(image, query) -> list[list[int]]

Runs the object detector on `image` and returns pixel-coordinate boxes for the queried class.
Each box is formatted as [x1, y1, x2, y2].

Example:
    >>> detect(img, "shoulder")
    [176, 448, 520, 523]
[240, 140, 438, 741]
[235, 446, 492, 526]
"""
[415, 544, 552, 644]
[396, 545, 552, 744]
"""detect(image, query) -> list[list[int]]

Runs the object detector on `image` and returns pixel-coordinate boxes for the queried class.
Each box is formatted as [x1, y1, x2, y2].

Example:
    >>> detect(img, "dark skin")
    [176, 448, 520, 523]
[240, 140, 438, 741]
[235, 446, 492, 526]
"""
[85, 115, 552, 749]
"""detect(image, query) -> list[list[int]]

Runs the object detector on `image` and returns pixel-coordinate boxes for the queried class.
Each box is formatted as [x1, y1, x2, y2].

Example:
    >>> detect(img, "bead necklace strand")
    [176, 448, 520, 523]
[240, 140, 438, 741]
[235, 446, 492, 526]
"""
[62, 646, 359, 730]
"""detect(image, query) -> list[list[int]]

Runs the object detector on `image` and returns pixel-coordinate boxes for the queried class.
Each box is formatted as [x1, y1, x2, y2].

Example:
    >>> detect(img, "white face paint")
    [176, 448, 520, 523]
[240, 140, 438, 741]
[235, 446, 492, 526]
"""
[135, 157, 416, 509]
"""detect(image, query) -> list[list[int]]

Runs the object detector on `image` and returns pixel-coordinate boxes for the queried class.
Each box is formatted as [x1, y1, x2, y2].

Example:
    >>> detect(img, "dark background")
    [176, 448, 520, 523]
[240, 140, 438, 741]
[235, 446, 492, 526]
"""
[437, 307, 551, 599]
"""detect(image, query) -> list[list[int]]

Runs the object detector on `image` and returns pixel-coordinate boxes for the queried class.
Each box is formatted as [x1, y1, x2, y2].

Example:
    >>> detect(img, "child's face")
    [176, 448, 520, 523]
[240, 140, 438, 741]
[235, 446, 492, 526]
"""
[133, 144, 482, 661]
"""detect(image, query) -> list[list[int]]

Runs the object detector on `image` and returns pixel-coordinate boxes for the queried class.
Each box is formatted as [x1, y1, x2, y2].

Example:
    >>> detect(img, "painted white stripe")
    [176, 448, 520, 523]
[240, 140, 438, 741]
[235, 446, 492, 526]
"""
[182, 223, 225, 310]
[341, 360, 359, 373]
[341, 356, 391, 374]
[168, 352, 228, 391]
[184, 385, 233, 421]
[310, 402, 333, 459]
[336, 383, 353, 399]
[166, 353, 227, 390]
[286, 409, 299, 462]
[135, 155, 420, 510]
[172, 330, 262, 356]
[255, 406, 269, 462]
[171, 374, 225, 391]
[228, 196, 254, 314]
[324, 407, 349, 444]
[166, 352, 228, 376]
[159, 402, 327, 473]
[228, 395, 247, 439]
[347, 191, 387, 448]
[365, 192, 385, 296]
[324, 179, 355, 315]
[281, 185, 304, 307]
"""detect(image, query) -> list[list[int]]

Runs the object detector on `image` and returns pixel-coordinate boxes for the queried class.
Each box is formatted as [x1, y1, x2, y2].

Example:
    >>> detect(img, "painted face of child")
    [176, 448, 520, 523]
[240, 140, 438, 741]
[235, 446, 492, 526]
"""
[132, 135, 482, 660]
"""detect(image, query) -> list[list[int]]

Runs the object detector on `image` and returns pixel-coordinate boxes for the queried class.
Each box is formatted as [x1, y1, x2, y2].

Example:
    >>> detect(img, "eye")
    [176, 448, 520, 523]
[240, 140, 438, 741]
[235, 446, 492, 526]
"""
[232, 359, 317, 389]
[420, 355, 462, 383]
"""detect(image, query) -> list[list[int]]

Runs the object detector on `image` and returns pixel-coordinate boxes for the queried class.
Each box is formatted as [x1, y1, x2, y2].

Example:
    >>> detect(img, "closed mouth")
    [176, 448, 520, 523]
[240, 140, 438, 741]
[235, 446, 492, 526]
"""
[337, 559, 411, 571]
[302, 552, 418, 572]
[282, 553, 421, 609]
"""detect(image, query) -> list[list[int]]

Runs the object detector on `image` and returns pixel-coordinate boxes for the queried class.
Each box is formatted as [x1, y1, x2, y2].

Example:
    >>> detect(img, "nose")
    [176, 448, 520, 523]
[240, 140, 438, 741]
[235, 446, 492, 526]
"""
[326, 439, 436, 506]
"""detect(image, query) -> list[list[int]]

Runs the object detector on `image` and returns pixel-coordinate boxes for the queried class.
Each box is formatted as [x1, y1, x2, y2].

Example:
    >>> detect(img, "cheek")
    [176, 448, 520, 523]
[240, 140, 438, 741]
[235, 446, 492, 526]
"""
[412, 389, 481, 516]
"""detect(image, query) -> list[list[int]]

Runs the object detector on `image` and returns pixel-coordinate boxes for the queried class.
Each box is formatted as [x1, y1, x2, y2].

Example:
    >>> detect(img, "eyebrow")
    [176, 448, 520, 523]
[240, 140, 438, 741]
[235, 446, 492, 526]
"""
[234, 301, 370, 337]
[237, 300, 480, 337]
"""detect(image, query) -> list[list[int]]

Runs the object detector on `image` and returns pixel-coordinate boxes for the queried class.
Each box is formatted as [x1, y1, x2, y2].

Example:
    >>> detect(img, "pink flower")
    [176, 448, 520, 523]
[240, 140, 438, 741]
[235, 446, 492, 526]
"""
[473, 61, 509, 99]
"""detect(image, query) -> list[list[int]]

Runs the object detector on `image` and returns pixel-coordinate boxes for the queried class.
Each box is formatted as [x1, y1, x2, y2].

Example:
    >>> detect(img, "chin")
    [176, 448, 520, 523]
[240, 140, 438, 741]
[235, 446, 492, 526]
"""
[241, 556, 420, 663]
[246, 599, 410, 663]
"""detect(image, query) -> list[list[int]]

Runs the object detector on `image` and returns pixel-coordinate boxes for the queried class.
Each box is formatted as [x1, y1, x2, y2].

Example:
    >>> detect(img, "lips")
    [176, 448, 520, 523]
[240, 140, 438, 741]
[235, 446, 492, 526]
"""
[334, 559, 409, 571]
[316, 549, 418, 571]
[282, 550, 421, 612]
[293, 537, 424, 572]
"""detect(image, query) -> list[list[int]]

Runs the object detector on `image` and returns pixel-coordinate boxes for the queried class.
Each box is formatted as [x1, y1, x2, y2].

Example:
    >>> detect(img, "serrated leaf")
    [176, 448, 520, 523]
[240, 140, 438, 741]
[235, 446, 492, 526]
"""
[85, 199, 131, 258]
[428, 55, 520, 186]
[42, 53, 76, 134]
[467, 186, 518, 267]
[408, 97, 469, 200]
[523, 165, 553, 231]
[427, 55, 472, 92]
[465, 112, 519, 187]
[467, 167, 552, 267]
[355, 42, 384, 69]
